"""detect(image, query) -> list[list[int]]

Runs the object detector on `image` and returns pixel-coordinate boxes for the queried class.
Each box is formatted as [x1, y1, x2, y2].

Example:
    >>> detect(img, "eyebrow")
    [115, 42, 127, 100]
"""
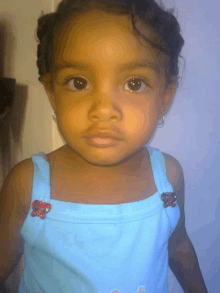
[55, 60, 159, 75]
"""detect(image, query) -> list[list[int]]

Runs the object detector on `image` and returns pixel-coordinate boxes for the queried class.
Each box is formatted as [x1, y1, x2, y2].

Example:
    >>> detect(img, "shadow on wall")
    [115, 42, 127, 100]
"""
[0, 22, 28, 184]
[0, 20, 27, 293]
[0, 82, 28, 181]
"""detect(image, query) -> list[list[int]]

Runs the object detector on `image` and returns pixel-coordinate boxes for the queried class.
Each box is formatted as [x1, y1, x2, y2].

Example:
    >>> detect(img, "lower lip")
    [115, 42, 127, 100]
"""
[86, 137, 118, 147]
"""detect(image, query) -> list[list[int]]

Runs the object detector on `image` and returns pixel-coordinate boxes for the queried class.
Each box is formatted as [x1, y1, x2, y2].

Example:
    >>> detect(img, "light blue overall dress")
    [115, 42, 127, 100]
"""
[19, 145, 180, 293]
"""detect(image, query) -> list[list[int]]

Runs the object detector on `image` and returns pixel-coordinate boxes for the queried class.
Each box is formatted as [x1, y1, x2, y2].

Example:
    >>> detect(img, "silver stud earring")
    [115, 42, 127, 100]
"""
[52, 111, 57, 123]
[157, 116, 165, 126]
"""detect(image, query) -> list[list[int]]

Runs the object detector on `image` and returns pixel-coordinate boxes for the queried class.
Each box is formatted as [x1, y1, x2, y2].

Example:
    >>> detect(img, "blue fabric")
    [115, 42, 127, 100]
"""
[19, 145, 180, 293]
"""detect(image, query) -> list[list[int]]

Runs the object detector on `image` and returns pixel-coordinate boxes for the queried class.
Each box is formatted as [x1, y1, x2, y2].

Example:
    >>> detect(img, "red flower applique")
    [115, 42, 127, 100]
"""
[161, 192, 177, 208]
[31, 200, 51, 219]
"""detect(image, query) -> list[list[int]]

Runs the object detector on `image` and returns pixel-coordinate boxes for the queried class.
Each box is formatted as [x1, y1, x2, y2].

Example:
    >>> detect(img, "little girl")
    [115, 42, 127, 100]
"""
[0, 0, 208, 292]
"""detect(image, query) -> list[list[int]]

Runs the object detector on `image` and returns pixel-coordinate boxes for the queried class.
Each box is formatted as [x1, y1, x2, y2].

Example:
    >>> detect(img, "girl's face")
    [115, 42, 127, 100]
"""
[44, 9, 176, 169]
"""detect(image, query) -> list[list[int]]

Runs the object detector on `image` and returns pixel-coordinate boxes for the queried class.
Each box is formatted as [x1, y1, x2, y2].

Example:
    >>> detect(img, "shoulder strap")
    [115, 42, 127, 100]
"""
[147, 145, 174, 194]
[20, 152, 51, 246]
[31, 152, 50, 203]
[147, 145, 180, 234]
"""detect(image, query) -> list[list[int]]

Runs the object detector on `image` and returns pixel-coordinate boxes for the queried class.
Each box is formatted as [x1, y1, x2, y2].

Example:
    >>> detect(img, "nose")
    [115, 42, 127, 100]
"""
[89, 93, 121, 122]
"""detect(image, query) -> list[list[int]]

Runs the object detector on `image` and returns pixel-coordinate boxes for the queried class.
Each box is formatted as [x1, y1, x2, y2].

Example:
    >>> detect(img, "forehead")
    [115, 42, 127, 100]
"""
[53, 9, 166, 77]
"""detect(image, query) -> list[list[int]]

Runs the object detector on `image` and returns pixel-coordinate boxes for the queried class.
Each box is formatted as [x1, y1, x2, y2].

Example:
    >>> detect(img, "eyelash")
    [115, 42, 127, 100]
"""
[58, 75, 150, 93]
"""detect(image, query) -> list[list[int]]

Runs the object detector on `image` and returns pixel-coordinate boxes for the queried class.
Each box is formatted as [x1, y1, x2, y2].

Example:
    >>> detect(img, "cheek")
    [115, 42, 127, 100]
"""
[65, 109, 88, 131]
[123, 104, 158, 135]
[56, 92, 160, 134]
[123, 107, 144, 133]
[56, 96, 87, 127]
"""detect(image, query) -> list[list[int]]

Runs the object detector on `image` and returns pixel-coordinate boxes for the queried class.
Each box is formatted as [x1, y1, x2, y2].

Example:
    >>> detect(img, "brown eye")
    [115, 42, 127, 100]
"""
[60, 76, 150, 93]
[63, 77, 90, 91]
[124, 78, 149, 93]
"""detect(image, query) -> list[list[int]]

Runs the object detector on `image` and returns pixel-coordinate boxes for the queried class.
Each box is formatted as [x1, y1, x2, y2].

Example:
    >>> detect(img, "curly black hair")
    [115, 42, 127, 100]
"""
[36, 0, 185, 90]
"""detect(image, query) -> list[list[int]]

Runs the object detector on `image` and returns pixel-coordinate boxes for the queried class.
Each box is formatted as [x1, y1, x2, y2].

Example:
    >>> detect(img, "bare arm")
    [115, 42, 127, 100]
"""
[0, 159, 31, 291]
[166, 154, 208, 293]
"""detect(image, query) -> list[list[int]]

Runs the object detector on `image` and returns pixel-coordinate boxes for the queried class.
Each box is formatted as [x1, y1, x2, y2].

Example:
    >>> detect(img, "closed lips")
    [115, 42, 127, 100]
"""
[85, 132, 121, 140]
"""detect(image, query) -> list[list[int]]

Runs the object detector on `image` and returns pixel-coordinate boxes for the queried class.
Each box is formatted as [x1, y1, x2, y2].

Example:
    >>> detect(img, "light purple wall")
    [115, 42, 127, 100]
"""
[150, 1, 220, 292]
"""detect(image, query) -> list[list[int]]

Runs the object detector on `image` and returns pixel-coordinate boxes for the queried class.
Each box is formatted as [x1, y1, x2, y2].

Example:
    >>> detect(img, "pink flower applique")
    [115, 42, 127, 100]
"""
[161, 192, 177, 208]
[31, 200, 52, 219]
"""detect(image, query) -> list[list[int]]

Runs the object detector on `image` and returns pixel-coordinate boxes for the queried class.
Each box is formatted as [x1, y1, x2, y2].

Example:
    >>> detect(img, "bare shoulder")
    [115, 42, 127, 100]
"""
[4, 147, 64, 216]
[10, 158, 34, 216]
[162, 152, 188, 244]
[162, 152, 184, 192]
[162, 152, 185, 218]
[0, 158, 35, 282]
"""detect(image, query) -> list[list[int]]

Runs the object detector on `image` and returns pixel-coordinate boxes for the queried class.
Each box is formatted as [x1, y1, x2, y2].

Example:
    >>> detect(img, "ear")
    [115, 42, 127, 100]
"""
[159, 81, 177, 119]
[43, 74, 56, 111]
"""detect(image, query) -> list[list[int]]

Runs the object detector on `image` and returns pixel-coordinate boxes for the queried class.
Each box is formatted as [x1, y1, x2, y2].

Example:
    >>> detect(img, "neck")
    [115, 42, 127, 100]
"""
[63, 144, 149, 182]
